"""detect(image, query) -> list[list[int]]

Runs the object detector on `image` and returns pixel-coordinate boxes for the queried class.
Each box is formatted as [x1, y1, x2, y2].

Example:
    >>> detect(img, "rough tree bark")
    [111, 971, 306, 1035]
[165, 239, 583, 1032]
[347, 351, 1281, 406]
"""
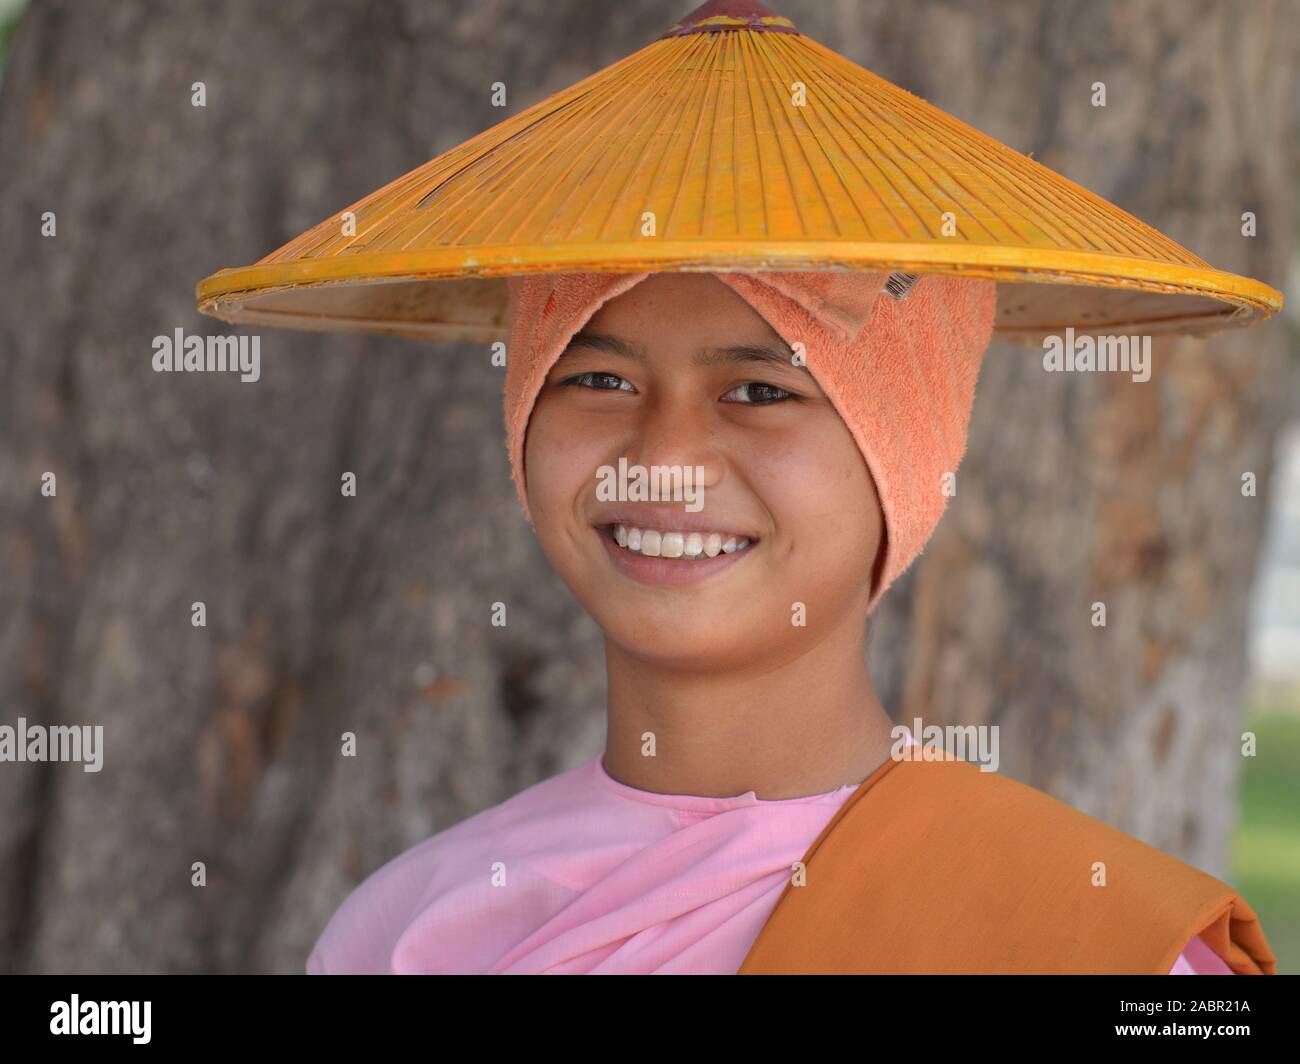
[0, 0, 1295, 974]
[862, 0, 1299, 877]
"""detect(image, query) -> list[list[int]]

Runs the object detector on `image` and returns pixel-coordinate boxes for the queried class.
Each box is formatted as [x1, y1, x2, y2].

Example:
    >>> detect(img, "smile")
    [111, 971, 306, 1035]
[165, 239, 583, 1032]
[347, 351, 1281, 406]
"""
[593, 522, 758, 588]
[608, 524, 753, 560]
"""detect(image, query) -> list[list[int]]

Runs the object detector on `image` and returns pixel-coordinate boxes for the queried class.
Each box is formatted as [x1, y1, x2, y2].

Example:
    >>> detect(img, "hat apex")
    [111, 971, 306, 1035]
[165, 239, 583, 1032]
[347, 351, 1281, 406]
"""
[660, 0, 799, 37]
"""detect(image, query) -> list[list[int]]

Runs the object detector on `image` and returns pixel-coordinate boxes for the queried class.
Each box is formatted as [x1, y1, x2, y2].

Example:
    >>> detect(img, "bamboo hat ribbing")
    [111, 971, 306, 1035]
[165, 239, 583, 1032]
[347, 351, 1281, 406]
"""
[194, 0, 1282, 345]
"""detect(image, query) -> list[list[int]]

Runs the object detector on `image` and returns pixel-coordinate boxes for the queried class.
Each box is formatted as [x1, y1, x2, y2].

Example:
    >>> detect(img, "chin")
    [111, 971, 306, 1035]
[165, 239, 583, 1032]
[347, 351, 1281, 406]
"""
[597, 598, 780, 660]
[607, 632, 755, 672]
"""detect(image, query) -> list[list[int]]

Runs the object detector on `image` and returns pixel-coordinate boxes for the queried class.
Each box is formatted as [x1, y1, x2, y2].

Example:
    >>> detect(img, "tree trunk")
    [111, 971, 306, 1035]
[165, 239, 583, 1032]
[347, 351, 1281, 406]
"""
[0, 0, 1294, 973]
[862, 0, 1299, 879]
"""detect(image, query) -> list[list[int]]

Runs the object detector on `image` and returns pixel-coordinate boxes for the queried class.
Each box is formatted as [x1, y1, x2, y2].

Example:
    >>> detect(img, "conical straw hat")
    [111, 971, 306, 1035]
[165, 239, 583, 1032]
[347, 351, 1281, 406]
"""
[195, 0, 1281, 346]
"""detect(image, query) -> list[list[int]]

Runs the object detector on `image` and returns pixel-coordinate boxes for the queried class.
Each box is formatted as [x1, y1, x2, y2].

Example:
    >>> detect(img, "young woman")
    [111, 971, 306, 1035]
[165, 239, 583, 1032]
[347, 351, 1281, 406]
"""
[305, 268, 1275, 975]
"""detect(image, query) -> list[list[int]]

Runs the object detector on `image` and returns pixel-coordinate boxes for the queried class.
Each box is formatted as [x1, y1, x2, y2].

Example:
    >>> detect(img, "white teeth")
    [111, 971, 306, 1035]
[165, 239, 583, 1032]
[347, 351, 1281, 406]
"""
[607, 525, 755, 561]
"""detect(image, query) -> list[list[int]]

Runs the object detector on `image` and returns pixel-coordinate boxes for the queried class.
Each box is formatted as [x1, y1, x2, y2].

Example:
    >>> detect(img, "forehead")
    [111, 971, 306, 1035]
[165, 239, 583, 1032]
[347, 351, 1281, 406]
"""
[583, 273, 782, 342]
[560, 278, 804, 374]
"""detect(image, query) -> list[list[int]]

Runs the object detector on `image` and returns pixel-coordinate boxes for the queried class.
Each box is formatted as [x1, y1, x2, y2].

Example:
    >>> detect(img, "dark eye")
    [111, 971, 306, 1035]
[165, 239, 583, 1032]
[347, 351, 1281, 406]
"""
[721, 381, 797, 404]
[560, 371, 636, 393]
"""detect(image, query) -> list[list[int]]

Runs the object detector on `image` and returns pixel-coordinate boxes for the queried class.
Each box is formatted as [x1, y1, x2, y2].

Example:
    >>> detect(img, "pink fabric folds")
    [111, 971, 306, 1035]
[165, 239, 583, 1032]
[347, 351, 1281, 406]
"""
[306, 722, 1228, 975]
[503, 270, 998, 612]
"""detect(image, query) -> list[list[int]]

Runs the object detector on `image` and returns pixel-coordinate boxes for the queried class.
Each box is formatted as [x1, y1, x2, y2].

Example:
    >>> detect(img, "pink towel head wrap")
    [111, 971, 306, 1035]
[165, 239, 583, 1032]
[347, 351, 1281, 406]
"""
[504, 270, 997, 613]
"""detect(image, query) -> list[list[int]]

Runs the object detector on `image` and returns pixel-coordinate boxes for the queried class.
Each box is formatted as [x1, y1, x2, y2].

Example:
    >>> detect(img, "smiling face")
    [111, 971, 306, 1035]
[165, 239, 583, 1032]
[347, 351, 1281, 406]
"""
[522, 273, 885, 672]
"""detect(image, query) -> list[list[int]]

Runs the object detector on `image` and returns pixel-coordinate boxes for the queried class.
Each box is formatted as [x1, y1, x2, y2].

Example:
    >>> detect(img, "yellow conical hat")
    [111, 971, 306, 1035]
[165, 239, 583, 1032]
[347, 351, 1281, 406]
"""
[194, 0, 1281, 345]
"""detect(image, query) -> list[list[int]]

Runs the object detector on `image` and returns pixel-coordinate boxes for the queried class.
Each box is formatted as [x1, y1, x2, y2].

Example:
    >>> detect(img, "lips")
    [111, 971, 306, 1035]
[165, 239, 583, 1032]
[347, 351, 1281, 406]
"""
[593, 522, 756, 587]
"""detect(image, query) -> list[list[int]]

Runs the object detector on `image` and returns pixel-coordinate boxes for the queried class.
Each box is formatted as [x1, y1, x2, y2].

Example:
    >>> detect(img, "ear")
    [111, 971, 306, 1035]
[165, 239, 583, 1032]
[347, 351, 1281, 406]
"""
[868, 527, 889, 608]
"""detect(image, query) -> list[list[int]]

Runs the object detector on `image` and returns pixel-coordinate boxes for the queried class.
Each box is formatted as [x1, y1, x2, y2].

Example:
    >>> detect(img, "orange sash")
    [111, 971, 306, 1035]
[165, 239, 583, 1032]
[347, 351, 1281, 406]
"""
[739, 750, 1276, 974]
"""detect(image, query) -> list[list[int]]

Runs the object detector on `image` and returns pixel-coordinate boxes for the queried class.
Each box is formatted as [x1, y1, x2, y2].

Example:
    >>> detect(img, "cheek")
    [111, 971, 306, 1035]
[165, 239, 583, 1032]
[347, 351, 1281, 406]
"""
[522, 400, 609, 522]
[746, 416, 881, 572]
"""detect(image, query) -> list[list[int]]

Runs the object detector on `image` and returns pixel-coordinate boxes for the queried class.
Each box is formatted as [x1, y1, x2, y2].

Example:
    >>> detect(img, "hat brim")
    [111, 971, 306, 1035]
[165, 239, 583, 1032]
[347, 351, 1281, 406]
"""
[197, 242, 1276, 347]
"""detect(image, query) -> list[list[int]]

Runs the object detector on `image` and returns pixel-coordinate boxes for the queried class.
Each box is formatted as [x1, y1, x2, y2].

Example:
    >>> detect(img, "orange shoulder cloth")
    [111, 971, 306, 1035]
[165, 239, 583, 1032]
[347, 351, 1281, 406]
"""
[739, 750, 1276, 974]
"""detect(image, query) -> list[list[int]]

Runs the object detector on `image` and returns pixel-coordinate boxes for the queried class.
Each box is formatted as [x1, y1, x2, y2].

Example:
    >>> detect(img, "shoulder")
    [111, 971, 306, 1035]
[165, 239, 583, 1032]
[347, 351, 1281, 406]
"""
[890, 756, 1266, 971]
[887, 754, 1209, 871]
[883, 755, 1230, 913]
[307, 758, 598, 974]
[762, 753, 1264, 973]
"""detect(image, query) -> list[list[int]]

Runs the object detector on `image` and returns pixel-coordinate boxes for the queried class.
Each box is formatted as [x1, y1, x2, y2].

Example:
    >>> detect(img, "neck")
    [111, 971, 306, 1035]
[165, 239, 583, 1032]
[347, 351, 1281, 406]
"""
[601, 615, 896, 800]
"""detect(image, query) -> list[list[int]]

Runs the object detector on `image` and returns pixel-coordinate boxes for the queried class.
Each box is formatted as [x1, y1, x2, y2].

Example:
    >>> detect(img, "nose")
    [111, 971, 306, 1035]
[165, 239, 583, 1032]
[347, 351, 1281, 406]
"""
[619, 389, 725, 499]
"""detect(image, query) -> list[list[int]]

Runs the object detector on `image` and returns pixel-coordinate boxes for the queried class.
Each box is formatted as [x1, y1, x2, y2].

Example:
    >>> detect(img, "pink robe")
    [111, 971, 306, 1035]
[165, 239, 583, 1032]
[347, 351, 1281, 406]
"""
[308, 730, 1231, 974]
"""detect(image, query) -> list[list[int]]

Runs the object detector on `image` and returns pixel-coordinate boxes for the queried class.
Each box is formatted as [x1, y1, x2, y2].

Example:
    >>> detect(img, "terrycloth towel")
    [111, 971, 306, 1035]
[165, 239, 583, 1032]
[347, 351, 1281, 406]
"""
[504, 270, 997, 613]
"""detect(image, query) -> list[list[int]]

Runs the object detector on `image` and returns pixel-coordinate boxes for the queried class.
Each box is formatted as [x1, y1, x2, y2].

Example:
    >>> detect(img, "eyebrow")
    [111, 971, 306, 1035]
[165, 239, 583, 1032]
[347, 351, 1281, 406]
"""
[561, 329, 800, 370]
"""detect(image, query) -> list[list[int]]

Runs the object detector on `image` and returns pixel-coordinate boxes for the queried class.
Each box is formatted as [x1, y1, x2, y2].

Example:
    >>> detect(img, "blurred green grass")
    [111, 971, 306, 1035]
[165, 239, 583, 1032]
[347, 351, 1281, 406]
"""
[1233, 709, 1300, 974]
[0, 0, 29, 87]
